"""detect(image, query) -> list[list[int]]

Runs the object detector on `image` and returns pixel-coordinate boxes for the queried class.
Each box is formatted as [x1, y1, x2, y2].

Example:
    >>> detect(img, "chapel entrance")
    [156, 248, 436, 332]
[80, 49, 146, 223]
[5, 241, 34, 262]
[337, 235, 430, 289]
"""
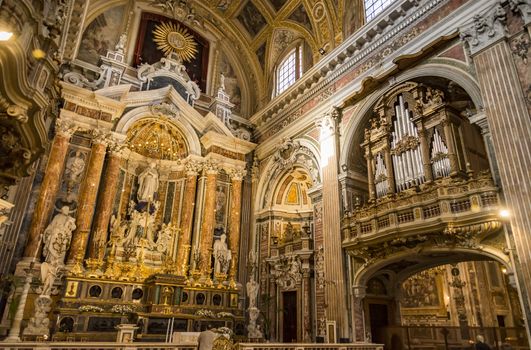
[282, 291, 297, 342]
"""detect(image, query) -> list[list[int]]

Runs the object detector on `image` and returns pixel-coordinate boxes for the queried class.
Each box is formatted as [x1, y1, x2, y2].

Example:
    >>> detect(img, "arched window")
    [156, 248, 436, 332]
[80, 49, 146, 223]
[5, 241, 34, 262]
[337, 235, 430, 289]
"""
[274, 45, 303, 96]
[364, 0, 393, 21]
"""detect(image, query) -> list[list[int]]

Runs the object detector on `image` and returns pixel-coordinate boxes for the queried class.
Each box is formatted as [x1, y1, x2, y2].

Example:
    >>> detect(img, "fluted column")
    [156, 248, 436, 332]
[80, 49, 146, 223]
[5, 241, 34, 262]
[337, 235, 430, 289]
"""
[228, 168, 245, 284]
[417, 125, 434, 182]
[68, 135, 108, 263]
[23, 119, 77, 258]
[176, 161, 201, 275]
[317, 107, 348, 340]
[460, 2, 531, 339]
[88, 146, 123, 260]
[199, 162, 218, 278]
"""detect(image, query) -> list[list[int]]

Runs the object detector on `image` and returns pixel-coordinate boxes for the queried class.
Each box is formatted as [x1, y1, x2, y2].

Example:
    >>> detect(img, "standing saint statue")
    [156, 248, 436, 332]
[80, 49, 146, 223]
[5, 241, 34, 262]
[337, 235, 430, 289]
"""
[246, 276, 259, 309]
[137, 162, 159, 202]
[40, 206, 76, 296]
[213, 234, 231, 274]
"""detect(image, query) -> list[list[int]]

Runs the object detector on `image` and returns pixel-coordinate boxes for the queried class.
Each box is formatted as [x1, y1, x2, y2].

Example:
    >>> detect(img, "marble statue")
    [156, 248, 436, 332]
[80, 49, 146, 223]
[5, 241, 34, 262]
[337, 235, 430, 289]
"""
[40, 206, 75, 295]
[247, 307, 263, 339]
[156, 224, 173, 253]
[137, 162, 159, 202]
[213, 234, 231, 274]
[115, 33, 127, 53]
[64, 151, 86, 192]
[220, 73, 226, 91]
[246, 276, 259, 309]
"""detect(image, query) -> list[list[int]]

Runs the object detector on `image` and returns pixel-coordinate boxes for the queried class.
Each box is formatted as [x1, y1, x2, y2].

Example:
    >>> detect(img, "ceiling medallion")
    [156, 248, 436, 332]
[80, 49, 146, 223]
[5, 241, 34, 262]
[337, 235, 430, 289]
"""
[152, 22, 198, 62]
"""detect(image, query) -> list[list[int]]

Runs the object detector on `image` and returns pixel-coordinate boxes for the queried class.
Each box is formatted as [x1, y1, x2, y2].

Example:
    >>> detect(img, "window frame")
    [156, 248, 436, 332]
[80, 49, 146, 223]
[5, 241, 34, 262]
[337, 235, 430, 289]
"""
[273, 43, 304, 97]
[364, 0, 393, 21]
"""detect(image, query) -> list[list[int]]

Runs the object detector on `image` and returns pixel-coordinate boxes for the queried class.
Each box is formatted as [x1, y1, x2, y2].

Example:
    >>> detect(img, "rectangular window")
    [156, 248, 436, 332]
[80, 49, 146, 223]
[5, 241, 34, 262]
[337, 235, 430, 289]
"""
[276, 50, 297, 95]
[365, 0, 393, 21]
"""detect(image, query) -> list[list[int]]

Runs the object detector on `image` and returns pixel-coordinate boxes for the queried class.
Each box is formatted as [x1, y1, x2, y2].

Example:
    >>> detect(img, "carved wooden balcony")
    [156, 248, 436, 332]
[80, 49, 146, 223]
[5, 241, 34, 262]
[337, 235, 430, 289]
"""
[341, 171, 501, 254]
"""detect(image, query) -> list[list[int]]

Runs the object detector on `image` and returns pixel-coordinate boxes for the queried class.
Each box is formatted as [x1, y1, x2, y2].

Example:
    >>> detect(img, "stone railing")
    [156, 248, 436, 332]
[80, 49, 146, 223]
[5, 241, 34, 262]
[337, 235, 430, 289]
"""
[0, 343, 385, 350]
[0, 343, 196, 350]
[341, 171, 500, 248]
[238, 343, 384, 350]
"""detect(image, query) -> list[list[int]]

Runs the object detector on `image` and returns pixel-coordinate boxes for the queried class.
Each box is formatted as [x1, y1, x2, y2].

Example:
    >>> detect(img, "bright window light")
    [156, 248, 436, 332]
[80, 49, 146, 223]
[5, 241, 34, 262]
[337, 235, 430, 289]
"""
[365, 0, 393, 21]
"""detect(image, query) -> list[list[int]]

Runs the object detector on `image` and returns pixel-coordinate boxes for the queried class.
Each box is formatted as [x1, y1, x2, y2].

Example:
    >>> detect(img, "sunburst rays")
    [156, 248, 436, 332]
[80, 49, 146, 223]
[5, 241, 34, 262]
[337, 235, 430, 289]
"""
[152, 22, 198, 62]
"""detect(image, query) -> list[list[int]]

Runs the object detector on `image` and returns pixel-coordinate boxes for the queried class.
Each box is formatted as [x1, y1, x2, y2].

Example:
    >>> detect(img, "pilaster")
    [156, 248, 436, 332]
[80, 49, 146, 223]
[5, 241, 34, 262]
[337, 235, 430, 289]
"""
[461, 0, 531, 338]
[315, 107, 349, 340]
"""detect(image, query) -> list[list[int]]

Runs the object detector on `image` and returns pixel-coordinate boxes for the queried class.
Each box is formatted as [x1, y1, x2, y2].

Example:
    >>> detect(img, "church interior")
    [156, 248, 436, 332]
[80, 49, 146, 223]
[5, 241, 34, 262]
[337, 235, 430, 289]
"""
[0, 0, 530, 349]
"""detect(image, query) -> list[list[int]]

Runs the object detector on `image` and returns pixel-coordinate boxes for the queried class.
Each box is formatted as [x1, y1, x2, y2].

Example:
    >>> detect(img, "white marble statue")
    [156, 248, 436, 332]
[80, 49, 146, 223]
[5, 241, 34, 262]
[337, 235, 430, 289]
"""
[41, 206, 76, 296]
[137, 162, 159, 202]
[156, 224, 173, 253]
[219, 73, 226, 91]
[213, 234, 231, 274]
[246, 276, 259, 309]
[64, 151, 85, 192]
[115, 33, 127, 53]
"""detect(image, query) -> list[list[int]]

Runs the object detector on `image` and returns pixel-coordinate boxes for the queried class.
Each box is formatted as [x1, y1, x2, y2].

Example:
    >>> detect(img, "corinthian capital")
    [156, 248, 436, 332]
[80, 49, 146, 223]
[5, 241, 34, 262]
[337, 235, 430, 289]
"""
[91, 129, 113, 146]
[55, 118, 79, 138]
[184, 159, 202, 176]
[203, 160, 219, 175]
[316, 106, 342, 138]
[229, 167, 247, 181]
[459, 2, 507, 55]
[509, 0, 531, 25]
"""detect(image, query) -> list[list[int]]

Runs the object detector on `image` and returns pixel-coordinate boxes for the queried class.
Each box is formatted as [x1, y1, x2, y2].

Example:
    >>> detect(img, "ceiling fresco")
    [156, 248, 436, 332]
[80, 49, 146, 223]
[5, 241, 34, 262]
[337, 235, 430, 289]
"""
[80, 0, 348, 115]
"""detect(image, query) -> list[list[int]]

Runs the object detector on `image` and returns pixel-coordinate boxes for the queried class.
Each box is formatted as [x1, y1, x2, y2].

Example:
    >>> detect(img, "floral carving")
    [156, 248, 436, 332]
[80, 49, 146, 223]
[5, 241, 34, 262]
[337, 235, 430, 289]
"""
[460, 3, 507, 55]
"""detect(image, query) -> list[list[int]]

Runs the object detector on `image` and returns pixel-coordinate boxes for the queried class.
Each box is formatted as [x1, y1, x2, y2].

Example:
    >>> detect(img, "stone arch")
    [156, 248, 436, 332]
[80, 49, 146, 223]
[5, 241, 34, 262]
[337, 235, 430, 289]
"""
[339, 62, 483, 171]
[255, 138, 321, 211]
[352, 245, 510, 289]
[115, 105, 202, 156]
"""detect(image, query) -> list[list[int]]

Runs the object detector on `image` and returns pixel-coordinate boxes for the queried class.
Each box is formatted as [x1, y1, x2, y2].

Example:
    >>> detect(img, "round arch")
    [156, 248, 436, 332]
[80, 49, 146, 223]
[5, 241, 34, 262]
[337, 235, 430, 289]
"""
[115, 105, 202, 156]
[339, 62, 484, 171]
[254, 137, 321, 211]
[352, 245, 510, 288]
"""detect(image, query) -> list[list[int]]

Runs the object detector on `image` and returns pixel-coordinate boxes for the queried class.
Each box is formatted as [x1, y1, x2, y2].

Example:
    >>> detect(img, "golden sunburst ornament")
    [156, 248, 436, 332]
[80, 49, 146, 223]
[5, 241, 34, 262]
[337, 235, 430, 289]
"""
[152, 22, 198, 62]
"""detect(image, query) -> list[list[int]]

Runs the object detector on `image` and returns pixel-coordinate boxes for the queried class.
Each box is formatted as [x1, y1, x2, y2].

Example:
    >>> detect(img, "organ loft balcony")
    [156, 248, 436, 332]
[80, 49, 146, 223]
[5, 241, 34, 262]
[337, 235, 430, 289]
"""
[341, 170, 501, 254]
[341, 81, 504, 265]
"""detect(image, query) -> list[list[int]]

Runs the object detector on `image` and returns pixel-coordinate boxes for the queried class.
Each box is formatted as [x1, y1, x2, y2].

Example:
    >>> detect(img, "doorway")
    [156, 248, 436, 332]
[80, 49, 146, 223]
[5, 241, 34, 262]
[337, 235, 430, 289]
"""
[282, 291, 297, 342]
[369, 303, 389, 345]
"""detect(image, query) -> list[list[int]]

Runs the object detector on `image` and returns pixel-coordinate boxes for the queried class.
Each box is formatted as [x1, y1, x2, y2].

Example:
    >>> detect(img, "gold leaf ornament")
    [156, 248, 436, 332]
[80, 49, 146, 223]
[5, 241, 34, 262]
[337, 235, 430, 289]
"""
[152, 22, 198, 62]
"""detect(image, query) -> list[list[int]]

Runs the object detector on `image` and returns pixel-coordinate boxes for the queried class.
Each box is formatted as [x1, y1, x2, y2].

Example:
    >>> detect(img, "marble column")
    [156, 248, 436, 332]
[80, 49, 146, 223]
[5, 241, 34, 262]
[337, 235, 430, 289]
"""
[23, 119, 77, 258]
[228, 168, 245, 283]
[176, 161, 200, 275]
[67, 136, 108, 263]
[351, 286, 366, 342]
[88, 147, 123, 260]
[317, 108, 348, 340]
[460, 2, 531, 339]
[198, 162, 218, 278]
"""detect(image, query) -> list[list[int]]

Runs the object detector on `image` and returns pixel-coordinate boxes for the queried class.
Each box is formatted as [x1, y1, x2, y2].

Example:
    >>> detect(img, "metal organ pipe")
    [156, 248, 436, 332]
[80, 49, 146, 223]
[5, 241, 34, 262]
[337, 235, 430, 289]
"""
[391, 94, 425, 193]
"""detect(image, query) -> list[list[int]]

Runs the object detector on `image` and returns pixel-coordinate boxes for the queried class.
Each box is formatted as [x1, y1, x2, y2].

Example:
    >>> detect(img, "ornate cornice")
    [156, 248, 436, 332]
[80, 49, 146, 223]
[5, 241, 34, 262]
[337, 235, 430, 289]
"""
[251, 0, 446, 134]
[459, 2, 507, 55]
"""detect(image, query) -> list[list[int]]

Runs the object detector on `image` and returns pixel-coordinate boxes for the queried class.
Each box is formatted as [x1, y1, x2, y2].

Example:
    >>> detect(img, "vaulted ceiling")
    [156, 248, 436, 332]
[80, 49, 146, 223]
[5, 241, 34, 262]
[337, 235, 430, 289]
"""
[81, 0, 353, 116]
